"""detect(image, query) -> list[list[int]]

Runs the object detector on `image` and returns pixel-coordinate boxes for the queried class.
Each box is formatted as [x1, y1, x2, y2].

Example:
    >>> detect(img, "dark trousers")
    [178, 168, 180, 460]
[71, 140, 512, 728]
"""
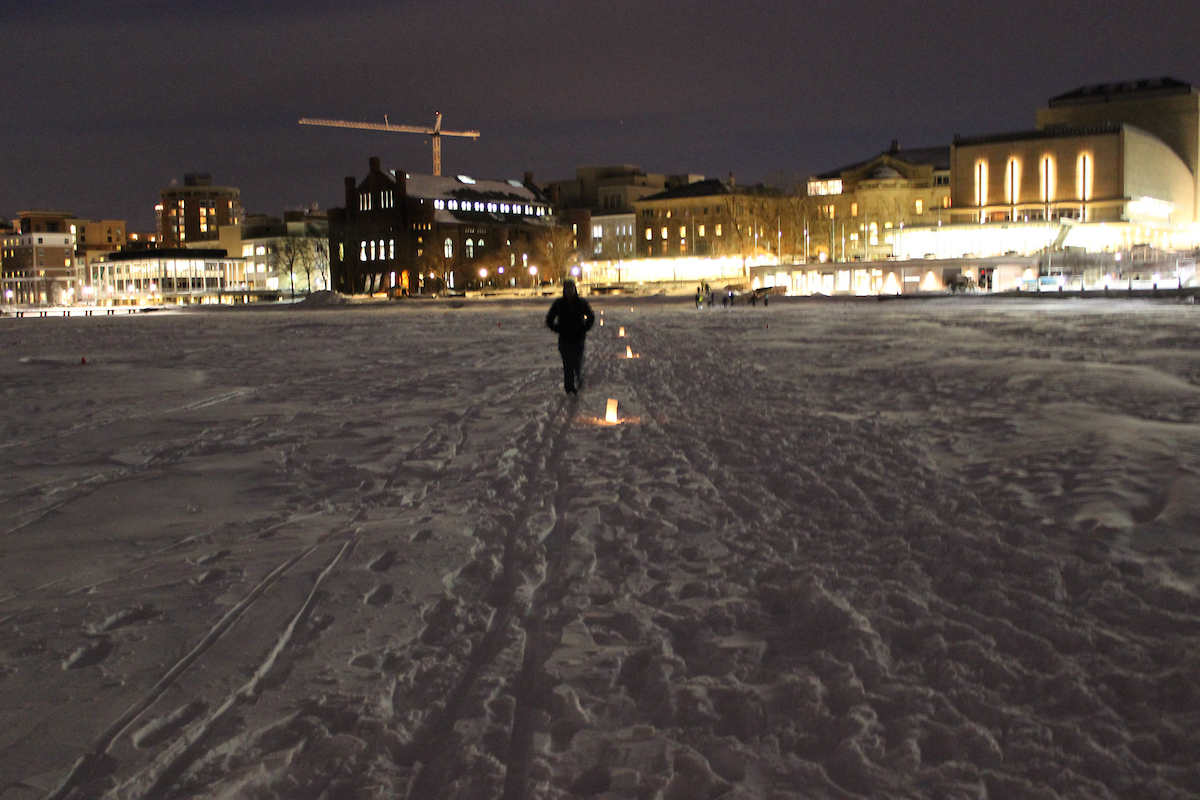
[558, 337, 585, 393]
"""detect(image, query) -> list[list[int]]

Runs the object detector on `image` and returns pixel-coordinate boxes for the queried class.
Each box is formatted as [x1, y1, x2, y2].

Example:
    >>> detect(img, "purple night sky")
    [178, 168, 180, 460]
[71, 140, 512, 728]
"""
[3, 0, 1198, 230]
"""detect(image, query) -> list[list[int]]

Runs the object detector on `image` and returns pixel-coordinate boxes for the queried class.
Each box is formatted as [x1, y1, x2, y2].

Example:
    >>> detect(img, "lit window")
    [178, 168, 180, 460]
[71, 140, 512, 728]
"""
[645, 228, 653, 241]
[444, 238, 453, 258]
[974, 160, 988, 207]
[502, 204, 511, 213]
[851, 203, 858, 217]
[434, 199, 445, 209]
[915, 199, 923, 214]
[370, 240, 376, 260]
[942, 196, 952, 209]
[715, 224, 722, 237]
[1077, 152, 1093, 201]
[380, 239, 385, 259]
[389, 239, 395, 259]
[828, 205, 836, 219]
[339, 243, 344, 260]
[360, 241, 367, 261]
[256, 245, 266, 256]
[466, 239, 474, 258]
[698, 224, 706, 236]
[1006, 158, 1021, 204]
[1040, 156, 1056, 203]
[661, 227, 668, 239]
[448, 200, 458, 210]
[679, 226, 686, 238]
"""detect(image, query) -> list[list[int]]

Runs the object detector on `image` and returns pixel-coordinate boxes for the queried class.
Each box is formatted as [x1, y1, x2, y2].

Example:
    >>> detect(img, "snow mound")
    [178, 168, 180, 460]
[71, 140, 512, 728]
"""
[294, 290, 349, 309]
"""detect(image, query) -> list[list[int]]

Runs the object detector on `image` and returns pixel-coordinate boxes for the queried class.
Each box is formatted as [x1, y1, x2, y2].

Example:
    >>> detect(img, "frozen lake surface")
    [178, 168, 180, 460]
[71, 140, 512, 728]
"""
[2, 296, 1200, 799]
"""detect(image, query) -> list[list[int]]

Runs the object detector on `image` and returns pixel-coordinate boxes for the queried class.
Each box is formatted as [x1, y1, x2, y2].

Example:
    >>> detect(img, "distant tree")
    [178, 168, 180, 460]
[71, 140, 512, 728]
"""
[275, 236, 312, 300]
[538, 223, 578, 284]
[309, 238, 330, 291]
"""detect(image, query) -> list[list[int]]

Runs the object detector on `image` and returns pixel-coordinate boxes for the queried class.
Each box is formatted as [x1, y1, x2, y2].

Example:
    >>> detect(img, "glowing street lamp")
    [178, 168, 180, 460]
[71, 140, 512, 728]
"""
[479, 268, 488, 279]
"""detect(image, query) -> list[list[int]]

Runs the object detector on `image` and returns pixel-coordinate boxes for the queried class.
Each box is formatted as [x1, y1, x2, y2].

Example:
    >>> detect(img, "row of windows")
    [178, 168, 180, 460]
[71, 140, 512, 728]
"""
[360, 239, 396, 261]
[974, 153, 1093, 207]
[642, 207, 723, 219]
[432, 199, 548, 216]
[645, 224, 724, 241]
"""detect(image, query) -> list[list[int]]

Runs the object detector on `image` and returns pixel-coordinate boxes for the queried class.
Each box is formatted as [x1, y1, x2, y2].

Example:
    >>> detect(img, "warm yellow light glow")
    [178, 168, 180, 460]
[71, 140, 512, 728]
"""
[618, 327, 625, 337]
[479, 268, 488, 278]
[1077, 152, 1093, 201]
[606, 398, 619, 424]
[975, 160, 989, 208]
[1006, 158, 1021, 205]
[1041, 155, 1056, 202]
[626, 345, 633, 358]
[921, 271, 939, 291]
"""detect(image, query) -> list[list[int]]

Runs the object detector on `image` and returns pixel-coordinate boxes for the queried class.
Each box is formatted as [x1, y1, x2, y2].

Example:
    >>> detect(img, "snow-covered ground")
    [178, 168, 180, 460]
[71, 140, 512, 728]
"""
[2, 296, 1200, 800]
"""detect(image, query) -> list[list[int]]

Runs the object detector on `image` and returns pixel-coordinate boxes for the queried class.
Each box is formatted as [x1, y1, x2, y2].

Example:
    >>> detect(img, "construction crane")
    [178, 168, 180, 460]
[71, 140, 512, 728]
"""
[299, 112, 480, 177]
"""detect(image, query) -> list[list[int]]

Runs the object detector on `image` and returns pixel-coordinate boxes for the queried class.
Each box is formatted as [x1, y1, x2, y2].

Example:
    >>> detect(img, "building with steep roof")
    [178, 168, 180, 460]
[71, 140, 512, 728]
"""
[328, 157, 557, 294]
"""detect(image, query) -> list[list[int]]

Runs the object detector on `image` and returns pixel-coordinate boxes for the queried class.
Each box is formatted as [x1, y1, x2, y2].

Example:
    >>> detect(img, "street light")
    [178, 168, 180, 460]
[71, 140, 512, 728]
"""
[528, 265, 538, 289]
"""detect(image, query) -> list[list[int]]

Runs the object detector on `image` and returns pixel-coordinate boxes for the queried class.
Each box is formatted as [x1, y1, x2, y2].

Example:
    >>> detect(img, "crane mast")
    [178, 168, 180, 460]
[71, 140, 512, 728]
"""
[299, 112, 480, 176]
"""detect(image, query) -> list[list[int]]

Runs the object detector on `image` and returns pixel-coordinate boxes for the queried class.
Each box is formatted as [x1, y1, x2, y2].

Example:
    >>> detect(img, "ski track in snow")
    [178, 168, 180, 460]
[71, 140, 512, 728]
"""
[1, 299, 1200, 799]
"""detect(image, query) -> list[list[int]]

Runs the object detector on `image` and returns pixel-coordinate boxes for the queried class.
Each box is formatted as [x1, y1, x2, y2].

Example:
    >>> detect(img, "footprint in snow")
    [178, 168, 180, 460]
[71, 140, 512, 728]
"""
[63, 638, 113, 670]
[91, 605, 160, 633]
[194, 569, 226, 585]
[365, 584, 394, 606]
[196, 549, 231, 566]
[368, 550, 397, 573]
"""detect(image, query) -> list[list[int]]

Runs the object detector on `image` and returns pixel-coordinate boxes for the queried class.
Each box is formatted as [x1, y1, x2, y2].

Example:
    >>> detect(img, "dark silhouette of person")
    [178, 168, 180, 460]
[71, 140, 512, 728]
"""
[545, 279, 595, 395]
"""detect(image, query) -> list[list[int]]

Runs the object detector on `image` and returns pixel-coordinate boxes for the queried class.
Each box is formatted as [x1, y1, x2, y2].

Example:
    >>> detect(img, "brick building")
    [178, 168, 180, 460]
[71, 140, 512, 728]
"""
[328, 157, 557, 294]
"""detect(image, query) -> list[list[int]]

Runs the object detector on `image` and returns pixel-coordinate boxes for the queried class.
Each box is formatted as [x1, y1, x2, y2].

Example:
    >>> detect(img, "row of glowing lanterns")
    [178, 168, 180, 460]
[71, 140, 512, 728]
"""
[600, 308, 638, 424]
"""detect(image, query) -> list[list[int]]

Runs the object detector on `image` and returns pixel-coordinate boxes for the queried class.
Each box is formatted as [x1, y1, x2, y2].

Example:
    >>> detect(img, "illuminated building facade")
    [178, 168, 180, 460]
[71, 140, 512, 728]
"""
[1037, 78, 1200, 223]
[158, 173, 243, 248]
[805, 142, 952, 262]
[90, 249, 247, 305]
[634, 179, 742, 258]
[328, 157, 555, 294]
[1, 211, 77, 304]
[949, 124, 1193, 226]
[545, 165, 704, 261]
[214, 210, 329, 294]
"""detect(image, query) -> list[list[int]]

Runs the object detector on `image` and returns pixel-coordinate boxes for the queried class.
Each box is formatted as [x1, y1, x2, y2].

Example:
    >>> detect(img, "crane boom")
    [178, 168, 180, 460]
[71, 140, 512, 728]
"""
[299, 112, 480, 176]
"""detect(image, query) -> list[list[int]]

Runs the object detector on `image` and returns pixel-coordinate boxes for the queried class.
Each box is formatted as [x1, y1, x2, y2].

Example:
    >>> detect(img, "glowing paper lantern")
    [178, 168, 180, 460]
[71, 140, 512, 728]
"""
[618, 327, 625, 337]
[606, 398, 619, 424]
[626, 346, 633, 359]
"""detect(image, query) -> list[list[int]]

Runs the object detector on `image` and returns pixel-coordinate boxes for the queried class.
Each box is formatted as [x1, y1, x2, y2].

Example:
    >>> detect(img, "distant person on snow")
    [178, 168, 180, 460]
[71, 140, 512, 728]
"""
[545, 279, 595, 395]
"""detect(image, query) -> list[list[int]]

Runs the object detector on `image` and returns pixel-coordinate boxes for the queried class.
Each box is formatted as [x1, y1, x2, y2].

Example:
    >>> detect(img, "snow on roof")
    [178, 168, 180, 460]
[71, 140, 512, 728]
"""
[402, 173, 542, 204]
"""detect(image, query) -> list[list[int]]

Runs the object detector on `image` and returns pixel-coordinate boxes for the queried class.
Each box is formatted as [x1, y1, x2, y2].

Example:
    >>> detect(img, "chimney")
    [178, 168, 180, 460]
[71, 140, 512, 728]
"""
[889, 139, 900, 153]
[369, 156, 381, 174]
[345, 177, 357, 213]
[728, 172, 736, 188]
[523, 171, 535, 188]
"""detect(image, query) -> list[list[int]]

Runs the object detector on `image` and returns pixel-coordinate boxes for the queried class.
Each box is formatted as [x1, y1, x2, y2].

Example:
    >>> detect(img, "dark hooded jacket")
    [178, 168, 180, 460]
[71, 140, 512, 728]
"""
[545, 294, 596, 341]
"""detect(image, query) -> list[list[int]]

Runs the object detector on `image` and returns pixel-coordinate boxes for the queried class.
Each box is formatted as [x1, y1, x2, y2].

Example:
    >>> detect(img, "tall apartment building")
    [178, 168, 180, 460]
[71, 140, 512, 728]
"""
[2, 211, 78, 304]
[157, 173, 243, 247]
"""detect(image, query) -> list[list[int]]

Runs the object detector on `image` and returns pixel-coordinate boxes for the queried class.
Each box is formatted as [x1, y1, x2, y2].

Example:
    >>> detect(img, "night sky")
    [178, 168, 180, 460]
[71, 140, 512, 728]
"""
[4, 0, 1199, 231]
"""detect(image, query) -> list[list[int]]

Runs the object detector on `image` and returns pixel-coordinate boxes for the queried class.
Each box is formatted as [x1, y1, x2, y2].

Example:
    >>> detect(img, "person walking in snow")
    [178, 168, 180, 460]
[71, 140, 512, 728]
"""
[545, 279, 595, 395]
